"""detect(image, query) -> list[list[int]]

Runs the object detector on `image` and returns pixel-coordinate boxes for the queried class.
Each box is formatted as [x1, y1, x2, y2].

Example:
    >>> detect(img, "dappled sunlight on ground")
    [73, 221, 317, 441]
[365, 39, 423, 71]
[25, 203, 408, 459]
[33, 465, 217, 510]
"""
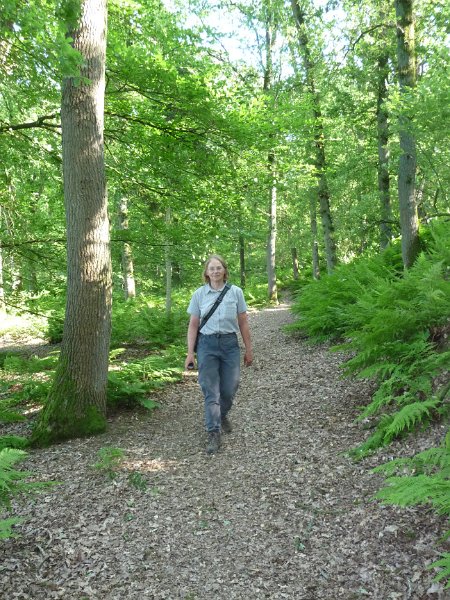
[121, 457, 179, 473]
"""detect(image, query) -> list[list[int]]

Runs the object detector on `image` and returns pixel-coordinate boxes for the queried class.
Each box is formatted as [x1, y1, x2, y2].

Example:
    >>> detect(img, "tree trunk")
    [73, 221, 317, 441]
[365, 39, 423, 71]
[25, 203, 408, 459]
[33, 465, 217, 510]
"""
[32, 0, 110, 446]
[395, 0, 420, 268]
[165, 206, 172, 316]
[315, 130, 336, 274]
[291, 0, 337, 274]
[310, 195, 320, 279]
[267, 152, 278, 303]
[263, 15, 278, 303]
[239, 233, 246, 289]
[237, 196, 246, 289]
[376, 52, 392, 250]
[0, 208, 5, 313]
[23, 257, 38, 293]
[3, 170, 21, 292]
[118, 196, 136, 299]
[291, 247, 299, 280]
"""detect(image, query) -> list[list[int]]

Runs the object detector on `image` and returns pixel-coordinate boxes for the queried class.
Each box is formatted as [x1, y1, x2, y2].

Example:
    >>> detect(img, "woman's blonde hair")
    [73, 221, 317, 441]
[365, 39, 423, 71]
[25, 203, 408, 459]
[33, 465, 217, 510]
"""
[203, 254, 229, 283]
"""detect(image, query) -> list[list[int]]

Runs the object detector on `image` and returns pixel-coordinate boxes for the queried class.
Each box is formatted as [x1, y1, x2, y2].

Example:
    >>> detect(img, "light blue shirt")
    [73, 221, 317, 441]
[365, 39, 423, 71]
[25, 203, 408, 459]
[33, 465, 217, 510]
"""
[187, 283, 248, 334]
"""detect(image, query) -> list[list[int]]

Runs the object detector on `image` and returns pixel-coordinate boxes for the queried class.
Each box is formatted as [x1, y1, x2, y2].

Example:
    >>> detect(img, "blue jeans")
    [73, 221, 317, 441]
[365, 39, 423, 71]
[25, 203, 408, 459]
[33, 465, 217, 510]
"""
[197, 333, 240, 432]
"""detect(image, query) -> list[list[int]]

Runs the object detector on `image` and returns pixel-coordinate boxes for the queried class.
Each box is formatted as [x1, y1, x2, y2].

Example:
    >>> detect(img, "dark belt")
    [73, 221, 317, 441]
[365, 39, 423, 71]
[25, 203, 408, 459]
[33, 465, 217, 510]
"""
[199, 332, 237, 338]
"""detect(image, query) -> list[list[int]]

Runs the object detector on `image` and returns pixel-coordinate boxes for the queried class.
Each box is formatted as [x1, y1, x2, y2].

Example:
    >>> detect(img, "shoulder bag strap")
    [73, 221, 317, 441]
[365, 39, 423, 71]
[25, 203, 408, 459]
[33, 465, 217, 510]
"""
[198, 283, 231, 333]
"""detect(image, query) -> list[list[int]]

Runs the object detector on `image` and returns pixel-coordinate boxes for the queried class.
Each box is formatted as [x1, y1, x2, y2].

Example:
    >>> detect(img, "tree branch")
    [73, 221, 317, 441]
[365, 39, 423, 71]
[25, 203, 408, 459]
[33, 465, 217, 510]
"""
[0, 237, 66, 249]
[0, 114, 60, 133]
[344, 23, 395, 58]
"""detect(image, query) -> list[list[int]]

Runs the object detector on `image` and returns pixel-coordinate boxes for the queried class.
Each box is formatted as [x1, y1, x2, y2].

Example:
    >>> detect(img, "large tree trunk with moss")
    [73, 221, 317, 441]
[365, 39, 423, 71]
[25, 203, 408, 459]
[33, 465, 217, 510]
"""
[395, 0, 420, 268]
[291, 0, 337, 274]
[32, 0, 110, 446]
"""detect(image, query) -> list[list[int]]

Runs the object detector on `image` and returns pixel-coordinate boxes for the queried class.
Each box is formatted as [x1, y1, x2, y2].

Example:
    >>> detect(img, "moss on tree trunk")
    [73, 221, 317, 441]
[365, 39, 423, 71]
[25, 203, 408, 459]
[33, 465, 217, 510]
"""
[31, 363, 107, 447]
[31, 0, 111, 447]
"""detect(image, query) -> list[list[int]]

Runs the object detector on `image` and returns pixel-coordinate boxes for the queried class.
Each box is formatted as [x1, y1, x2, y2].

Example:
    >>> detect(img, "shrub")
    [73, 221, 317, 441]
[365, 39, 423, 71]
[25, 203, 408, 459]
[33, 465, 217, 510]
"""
[287, 239, 403, 341]
[340, 242, 450, 457]
[0, 436, 29, 451]
[107, 346, 183, 410]
[289, 223, 449, 454]
[373, 430, 450, 588]
[110, 298, 187, 349]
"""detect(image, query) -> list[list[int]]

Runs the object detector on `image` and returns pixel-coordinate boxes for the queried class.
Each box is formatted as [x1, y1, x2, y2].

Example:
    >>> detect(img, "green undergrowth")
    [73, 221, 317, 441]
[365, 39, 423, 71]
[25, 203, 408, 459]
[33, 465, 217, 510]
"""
[373, 432, 450, 589]
[44, 295, 189, 347]
[289, 222, 450, 586]
[0, 447, 55, 540]
[1, 280, 262, 431]
[289, 222, 449, 454]
[108, 345, 184, 409]
[0, 345, 184, 422]
[43, 281, 270, 347]
[287, 239, 404, 342]
[0, 299, 188, 438]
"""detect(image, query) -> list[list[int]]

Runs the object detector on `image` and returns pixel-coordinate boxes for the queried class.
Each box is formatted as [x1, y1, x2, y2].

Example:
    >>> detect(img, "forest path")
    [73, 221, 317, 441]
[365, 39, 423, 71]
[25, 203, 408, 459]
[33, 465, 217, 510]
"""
[1, 304, 446, 599]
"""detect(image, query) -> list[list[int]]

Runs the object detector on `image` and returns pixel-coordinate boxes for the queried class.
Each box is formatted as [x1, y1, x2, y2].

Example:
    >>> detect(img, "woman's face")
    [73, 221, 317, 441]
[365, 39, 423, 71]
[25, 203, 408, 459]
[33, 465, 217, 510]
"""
[206, 258, 226, 285]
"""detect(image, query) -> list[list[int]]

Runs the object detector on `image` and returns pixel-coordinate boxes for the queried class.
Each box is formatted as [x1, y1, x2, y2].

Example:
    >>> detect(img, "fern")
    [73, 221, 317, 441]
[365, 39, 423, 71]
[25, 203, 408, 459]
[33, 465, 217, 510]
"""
[352, 398, 444, 458]
[0, 448, 33, 509]
[0, 517, 22, 540]
[382, 398, 442, 443]
[349, 414, 395, 460]
[107, 350, 182, 409]
[430, 554, 450, 589]
[0, 435, 29, 451]
[375, 474, 450, 513]
[0, 448, 54, 539]
[0, 407, 25, 423]
[373, 446, 450, 477]
[374, 431, 450, 588]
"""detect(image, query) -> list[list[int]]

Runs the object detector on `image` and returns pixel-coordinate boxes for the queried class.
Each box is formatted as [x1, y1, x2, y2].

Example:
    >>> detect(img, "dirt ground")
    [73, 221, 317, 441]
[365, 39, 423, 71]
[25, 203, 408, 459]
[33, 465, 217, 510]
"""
[0, 303, 449, 599]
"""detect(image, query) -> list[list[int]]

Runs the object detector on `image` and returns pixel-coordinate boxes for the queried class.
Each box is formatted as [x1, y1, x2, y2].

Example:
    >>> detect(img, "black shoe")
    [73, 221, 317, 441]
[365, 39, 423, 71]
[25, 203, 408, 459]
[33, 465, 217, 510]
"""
[221, 415, 232, 434]
[206, 431, 221, 454]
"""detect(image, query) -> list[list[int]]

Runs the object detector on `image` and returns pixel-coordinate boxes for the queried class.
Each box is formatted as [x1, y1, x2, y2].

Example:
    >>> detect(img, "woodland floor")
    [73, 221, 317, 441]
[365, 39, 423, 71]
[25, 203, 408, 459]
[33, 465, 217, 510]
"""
[0, 303, 449, 600]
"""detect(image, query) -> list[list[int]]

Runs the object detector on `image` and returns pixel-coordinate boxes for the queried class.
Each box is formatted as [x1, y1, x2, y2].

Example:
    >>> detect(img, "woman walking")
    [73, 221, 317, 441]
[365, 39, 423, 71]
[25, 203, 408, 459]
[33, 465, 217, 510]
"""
[185, 255, 253, 454]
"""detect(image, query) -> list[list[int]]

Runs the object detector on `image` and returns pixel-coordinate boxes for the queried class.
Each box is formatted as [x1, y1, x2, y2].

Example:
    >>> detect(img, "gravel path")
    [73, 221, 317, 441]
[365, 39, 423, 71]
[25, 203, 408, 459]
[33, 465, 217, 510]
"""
[1, 304, 448, 599]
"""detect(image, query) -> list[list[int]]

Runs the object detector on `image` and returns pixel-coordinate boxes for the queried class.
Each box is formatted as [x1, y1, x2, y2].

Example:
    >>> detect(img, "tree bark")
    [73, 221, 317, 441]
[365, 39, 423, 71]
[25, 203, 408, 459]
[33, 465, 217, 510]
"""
[376, 52, 392, 250]
[32, 0, 111, 445]
[263, 15, 278, 303]
[267, 151, 278, 303]
[118, 196, 136, 300]
[0, 207, 5, 313]
[239, 233, 246, 290]
[310, 195, 320, 279]
[395, 0, 420, 268]
[165, 206, 172, 316]
[291, 0, 337, 274]
[291, 247, 299, 280]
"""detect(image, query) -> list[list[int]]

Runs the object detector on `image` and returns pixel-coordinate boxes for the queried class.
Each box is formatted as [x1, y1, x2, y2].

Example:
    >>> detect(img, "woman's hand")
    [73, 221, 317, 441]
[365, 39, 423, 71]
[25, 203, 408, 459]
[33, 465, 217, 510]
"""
[238, 312, 253, 367]
[185, 353, 196, 370]
[186, 315, 200, 370]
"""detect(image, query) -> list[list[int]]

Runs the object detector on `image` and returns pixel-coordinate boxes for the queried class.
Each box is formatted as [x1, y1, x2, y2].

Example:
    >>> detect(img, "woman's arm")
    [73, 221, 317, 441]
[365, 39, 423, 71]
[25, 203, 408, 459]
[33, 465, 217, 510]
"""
[238, 312, 253, 366]
[185, 314, 200, 369]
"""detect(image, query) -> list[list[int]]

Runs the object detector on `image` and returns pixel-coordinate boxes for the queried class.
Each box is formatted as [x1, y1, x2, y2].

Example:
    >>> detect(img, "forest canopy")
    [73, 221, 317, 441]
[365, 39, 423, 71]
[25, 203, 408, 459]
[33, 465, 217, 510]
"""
[0, 0, 448, 302]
